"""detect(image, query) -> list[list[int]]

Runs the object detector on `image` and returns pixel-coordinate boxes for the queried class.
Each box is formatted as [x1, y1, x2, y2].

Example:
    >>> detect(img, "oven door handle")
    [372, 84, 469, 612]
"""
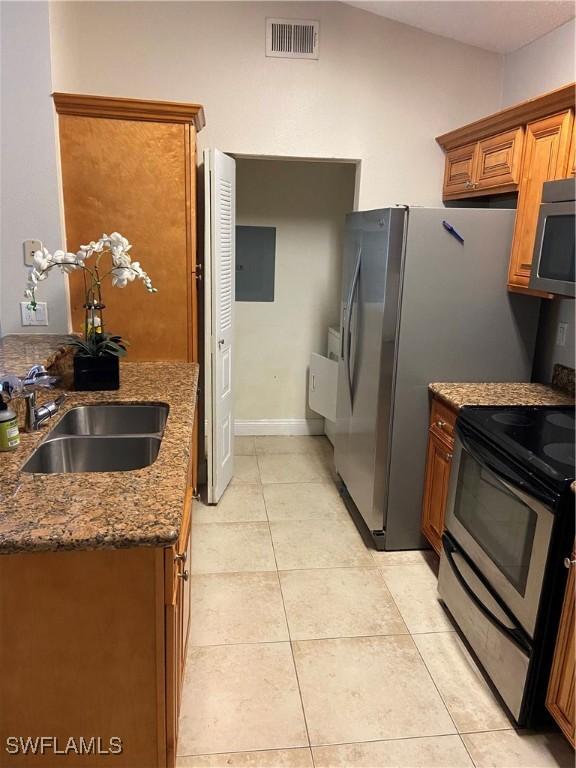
[443, 535, 532, 654]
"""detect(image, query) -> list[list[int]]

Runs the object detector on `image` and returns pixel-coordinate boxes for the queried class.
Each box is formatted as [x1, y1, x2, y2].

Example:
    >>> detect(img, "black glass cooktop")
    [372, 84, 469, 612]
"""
[459, 406, 575, 491]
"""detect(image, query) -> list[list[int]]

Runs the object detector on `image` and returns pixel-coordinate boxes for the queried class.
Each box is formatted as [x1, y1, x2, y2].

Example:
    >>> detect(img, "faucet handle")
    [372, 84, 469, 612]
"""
[23, 364, 58, 389]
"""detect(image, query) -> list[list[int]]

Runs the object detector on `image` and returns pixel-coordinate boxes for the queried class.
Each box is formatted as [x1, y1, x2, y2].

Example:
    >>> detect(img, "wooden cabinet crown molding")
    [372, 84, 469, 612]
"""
[436, 82, 575, 151]
[53, 92, 206, 130]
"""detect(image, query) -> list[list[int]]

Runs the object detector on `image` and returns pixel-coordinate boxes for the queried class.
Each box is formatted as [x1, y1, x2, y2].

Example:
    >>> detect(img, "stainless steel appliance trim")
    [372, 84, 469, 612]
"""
[444, 435, 555, 638]
[439, 543, 530, 721]
[344, 247, 361, 403]
[529, 199, 575, 297]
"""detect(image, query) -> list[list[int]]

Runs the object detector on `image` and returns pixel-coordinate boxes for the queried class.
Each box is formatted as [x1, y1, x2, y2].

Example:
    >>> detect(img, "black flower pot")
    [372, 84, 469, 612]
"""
[73, 353, 120, 391]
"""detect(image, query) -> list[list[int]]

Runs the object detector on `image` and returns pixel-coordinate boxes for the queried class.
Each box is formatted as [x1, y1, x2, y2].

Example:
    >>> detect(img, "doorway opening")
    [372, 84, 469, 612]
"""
[204, 151, 359, 502]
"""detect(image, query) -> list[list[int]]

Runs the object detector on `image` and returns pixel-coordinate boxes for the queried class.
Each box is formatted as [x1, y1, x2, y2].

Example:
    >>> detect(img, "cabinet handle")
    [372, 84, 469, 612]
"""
[436, 420, 447, 429]
[443, 451, 453, 461]
[563, 557, 576, 569]
[178, 569, 189, 581]
[175, 552, 187, 564]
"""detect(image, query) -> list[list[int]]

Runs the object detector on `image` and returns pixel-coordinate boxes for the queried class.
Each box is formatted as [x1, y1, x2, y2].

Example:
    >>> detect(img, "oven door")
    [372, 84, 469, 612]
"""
[529, 201, 576, 297]
[444, 429, 555, 638]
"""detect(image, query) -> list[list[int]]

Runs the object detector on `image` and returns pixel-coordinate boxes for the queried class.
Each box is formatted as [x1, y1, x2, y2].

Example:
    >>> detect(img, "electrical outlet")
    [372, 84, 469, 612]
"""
[20, 301, 48, 326]
[556, 322, 568, 347]
[23, 239, 43, 267]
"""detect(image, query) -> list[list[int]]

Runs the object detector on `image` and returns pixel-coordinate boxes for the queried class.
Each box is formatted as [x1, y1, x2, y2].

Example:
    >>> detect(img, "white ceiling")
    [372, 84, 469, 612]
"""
[345, 1, 575, 53]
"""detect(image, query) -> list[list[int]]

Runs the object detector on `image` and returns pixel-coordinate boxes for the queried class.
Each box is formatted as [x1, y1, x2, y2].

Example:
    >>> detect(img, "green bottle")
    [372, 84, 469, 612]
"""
[0, 400, 20, 451]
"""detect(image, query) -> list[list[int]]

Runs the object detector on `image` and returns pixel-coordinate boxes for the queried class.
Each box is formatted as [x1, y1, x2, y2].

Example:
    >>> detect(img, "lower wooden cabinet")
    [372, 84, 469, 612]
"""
[0, 443, 196, 768]
[546, 547, 576, 747]
[421, 398, 457, 555]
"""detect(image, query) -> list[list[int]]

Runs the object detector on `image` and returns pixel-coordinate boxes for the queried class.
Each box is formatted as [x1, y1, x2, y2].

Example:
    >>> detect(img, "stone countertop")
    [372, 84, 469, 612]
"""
[429, 382, 575, 411]
[0, 361, 198, 555]
[0, 334, 72, 375]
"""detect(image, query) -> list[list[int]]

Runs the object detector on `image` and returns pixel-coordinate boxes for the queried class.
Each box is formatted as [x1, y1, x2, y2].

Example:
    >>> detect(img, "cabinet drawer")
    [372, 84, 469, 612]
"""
[476, 127, 524, 191]
[309, 352, 338, 422]
[429, 398, 457, 444]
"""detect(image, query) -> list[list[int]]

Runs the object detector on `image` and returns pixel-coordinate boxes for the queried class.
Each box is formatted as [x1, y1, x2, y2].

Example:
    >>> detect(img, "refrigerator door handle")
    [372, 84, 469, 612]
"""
[344, 247, 361, 401]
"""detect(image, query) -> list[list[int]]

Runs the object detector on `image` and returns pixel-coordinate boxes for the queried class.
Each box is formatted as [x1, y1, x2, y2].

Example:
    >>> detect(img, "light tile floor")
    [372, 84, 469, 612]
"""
[179, 437, 573, 768]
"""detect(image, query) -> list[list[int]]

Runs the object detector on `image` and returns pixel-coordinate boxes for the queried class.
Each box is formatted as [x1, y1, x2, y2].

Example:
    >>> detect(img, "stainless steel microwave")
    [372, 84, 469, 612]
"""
[529, 178, 575, 297]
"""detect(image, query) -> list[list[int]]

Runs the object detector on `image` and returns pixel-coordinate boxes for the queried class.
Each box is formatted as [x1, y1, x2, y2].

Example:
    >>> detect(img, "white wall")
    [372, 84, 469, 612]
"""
[502, 19, 576, 106]
[0, 1, 67, 337]
[235, 158, 355, 426]
[49, 1, 503, 211]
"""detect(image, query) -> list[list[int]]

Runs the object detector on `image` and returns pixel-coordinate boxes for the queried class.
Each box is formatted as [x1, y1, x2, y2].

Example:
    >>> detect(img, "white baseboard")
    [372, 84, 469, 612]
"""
[234, 419, 325, 436]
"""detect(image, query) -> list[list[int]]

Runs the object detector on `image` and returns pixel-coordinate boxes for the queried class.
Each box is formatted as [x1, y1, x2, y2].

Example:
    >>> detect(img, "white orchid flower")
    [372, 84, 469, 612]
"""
[24, 231, 157, 311]
[33, 247, 51, 271]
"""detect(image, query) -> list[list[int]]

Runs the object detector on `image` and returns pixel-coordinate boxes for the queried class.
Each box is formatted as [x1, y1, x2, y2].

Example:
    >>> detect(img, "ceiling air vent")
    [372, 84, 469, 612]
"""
[266, 18, 319, 60]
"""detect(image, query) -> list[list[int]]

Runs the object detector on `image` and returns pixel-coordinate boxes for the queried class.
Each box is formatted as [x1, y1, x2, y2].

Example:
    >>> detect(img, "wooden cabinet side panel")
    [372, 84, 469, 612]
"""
[59, 115, 191, 361]
[569, 116, 576, 176]
[546, 556, 576, 747]
[508, 111, 573, 289]
[0, 547, 165, 767]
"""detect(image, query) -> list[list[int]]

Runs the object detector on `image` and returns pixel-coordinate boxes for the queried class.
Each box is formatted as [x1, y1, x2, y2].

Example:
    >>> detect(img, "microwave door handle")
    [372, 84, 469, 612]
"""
[443, 537, 531, 654]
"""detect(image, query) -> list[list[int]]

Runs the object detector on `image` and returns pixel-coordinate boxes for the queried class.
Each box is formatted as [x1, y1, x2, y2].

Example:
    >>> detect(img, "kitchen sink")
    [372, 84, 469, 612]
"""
[50, 403, 169, 436]
[21, 402, 169, 474]
[21, 436, 162, 474]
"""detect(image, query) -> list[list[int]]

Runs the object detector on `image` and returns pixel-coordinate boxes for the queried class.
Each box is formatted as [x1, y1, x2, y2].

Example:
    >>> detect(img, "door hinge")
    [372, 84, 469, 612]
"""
[192, 264, 203, 282]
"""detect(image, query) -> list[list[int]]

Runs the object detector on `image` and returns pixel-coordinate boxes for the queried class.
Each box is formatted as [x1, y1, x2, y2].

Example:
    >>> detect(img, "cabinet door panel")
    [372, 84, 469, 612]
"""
[443, 143, 478, 197]
[421, 431, 453, 555]
[546, 552, 575, 747]
[476, 127, 524, 191]
[508, 111, 573, 289]
[59, 116, 192, 361]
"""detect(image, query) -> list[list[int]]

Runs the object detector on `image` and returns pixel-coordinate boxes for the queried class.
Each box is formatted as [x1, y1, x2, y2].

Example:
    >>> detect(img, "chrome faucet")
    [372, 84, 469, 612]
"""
[0, 365, 67, 432]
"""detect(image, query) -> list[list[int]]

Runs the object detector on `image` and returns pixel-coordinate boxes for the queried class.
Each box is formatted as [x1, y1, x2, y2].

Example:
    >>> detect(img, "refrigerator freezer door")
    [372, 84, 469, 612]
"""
[335, 209, 406, 534]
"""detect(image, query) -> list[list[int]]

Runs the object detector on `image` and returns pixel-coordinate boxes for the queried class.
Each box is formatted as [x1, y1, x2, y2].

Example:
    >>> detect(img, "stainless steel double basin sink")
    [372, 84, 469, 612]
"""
[21, 404, 169, 474]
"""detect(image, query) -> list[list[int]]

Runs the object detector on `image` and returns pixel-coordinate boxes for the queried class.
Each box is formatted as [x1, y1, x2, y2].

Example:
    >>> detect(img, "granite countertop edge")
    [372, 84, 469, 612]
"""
[428, 381, 575, 410]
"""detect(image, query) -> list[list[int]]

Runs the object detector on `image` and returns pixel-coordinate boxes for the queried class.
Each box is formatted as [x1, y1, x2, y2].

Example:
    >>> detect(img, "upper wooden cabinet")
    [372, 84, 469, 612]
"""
[508, 111, 573, 291]
[436, 83, 576, 297]
[54, 93, 205, 362]
[569, 119, 576, 176]
[443, 142, 478, 196]
[476, 128, 524, 192]
[442, 128, 524, 198]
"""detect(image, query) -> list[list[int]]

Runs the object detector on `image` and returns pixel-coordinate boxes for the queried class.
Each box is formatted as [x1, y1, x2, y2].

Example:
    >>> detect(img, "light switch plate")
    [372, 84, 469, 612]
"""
[20, 301, 48, 326]
[556, 322, 568, 347]
[23, 239, 43, 267]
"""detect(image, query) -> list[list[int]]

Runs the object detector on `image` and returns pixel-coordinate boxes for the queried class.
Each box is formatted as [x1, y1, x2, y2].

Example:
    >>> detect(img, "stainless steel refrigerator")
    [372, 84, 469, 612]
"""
[334, 207, 538, 550]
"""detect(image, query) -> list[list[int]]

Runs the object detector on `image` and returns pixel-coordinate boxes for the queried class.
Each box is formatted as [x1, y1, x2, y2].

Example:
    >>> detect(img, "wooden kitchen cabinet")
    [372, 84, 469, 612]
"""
[475, 127, 524, 192]
[0, 419, 197, 768]
[508, 111, 573, 292]
[443, 142, 479, 197]
[442, 128, 524, 199]
[54, 94, 205, 363]
[546, 546, 576, 747]
[421, 398, 457, 555]
[436, 83, 575, 298]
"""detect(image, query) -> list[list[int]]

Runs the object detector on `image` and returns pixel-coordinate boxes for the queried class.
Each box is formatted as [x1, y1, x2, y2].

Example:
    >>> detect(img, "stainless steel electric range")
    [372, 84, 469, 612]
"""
[438, 405, 575, 727]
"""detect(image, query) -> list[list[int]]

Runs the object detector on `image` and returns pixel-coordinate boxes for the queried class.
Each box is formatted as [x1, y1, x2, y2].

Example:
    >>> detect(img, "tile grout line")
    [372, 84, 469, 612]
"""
[262, 482, 315, 758]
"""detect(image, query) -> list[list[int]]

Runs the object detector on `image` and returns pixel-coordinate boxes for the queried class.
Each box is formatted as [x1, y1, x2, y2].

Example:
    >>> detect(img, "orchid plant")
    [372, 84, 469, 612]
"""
[25, 232, 157, 358]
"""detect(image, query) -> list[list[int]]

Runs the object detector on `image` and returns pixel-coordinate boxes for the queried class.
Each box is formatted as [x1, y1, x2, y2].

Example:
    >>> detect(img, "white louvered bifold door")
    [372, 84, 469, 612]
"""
[205, 149, 236, 503]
